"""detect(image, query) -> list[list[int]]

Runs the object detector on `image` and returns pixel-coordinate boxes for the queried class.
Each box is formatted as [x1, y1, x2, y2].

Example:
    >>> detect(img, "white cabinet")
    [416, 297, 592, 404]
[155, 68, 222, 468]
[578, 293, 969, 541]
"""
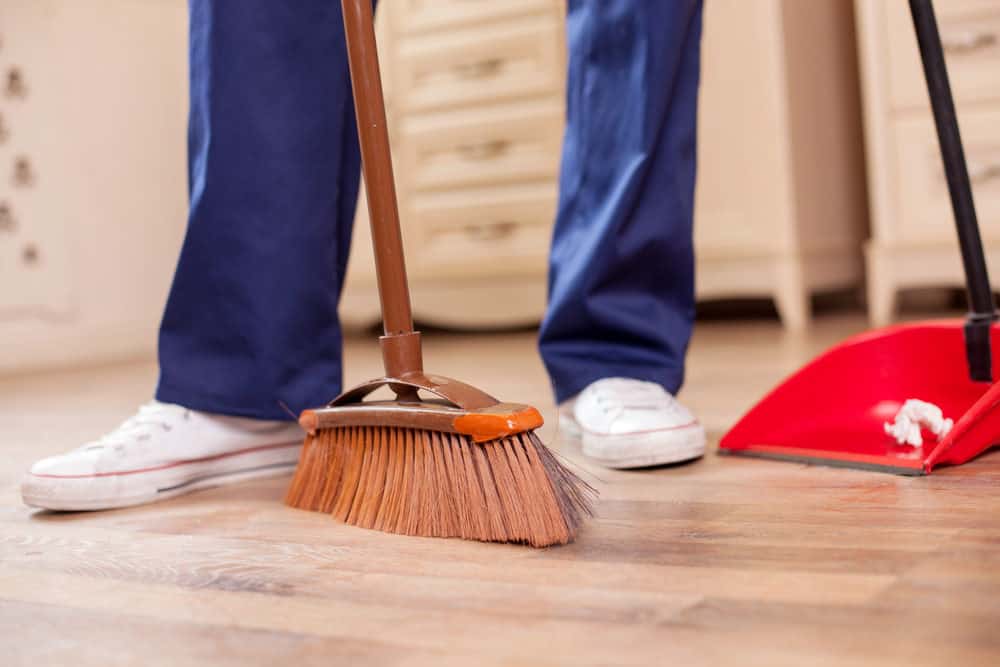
[0, 3, 72, 317]
[0, 1, 188, 372]
[693, 0, 868, 330]
[342, 0, 869, 331]
[0, 0, 873, 375]
[856, 0, 1000, 324]
[340, 0, 565, 329]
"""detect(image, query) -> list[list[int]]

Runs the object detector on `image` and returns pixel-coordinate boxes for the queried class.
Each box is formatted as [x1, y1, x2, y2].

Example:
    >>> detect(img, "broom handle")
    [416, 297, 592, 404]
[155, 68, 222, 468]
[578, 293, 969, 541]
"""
[341, 0, 414, 340]
[909, 0, 998, 382]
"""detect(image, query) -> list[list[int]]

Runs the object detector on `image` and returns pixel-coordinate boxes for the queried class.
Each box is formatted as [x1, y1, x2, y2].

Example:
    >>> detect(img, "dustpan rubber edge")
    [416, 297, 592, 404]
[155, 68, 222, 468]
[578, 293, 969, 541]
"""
[716, 448, 927, 476]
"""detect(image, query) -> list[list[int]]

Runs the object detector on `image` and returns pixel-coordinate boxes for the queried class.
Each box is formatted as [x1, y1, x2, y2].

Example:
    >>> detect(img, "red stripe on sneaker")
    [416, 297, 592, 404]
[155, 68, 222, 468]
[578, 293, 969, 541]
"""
[578, 420, 701, 437]
[28, 441, 302, 479]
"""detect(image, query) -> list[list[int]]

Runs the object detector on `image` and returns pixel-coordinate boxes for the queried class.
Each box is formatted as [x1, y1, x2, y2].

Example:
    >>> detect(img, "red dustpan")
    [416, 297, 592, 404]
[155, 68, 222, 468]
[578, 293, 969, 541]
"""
[719, 0, 1000, 475]
[720, 321, 1000, 474]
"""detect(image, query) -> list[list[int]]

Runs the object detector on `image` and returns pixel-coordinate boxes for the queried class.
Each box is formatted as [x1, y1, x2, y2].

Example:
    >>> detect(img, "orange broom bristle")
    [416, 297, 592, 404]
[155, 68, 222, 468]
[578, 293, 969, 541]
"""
[285, 426, 596, 547]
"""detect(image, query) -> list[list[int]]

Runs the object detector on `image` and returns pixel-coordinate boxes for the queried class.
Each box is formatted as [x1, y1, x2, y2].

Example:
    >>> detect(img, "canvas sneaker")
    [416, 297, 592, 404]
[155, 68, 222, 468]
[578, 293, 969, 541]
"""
[21, 401, 303, 511]
[560, 378, 705, 469]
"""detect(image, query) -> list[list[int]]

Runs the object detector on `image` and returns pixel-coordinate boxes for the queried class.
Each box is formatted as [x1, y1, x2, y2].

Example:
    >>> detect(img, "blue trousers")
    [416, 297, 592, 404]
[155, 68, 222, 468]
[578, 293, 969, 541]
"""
[157, 0, 703, 419]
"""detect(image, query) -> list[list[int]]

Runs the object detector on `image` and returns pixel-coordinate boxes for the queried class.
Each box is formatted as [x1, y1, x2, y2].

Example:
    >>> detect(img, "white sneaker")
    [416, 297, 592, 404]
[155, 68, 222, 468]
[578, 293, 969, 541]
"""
[21, 401, 303, 511]
[560, 378, 705, 469]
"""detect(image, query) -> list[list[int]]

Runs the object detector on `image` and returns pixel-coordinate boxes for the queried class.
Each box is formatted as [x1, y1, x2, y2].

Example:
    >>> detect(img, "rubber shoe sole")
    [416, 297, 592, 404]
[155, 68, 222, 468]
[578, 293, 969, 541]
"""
[580, 423, 706, 469]
[21, 441, 301, 511]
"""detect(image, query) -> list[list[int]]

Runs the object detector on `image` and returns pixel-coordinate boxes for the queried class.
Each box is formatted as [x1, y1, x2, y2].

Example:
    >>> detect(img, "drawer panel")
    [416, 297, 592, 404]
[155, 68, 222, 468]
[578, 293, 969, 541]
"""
[401, 98, 563, 191]
[398, 17, 563, 112]
[885, 2, 1000, 109]
[893, 109, 1000, 243]
[409, 183, 555, 277]
[932, 0, 1000, 19]
[397, 0, 558, 34]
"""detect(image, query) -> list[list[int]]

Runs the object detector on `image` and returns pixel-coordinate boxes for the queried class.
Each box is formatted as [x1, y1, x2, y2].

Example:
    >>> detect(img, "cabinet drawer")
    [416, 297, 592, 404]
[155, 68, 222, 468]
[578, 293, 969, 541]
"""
[893, 109, 1000, 243]
[409, 183, 555, 277]
[397, 17, 563, 113]
[885, 2, 1000, 110]
[397, 0, 558, 34]
[1, 2, 49, 158]
[401, 98, 563, 192]
[927, 0, 1000, 19]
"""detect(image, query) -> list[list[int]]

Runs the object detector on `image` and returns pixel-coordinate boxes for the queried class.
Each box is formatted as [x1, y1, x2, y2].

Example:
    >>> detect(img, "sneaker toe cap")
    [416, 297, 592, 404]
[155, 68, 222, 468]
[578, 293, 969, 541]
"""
[28, 450, 102, 477]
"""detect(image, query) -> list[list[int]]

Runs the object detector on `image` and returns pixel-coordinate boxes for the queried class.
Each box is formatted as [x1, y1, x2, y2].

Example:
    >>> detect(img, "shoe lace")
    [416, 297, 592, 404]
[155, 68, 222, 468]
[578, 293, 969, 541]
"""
[80, 401, 190, 451]
[593, 381, 672, 412]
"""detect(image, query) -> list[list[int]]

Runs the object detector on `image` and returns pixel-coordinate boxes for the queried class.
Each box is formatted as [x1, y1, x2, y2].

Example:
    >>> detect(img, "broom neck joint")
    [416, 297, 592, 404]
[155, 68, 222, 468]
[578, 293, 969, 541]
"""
[380, 331, 424, 379]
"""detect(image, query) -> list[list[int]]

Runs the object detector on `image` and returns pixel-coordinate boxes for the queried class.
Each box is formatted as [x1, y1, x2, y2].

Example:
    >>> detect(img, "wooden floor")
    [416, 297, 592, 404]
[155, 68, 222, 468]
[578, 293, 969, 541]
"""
[2, 316, 999, 666]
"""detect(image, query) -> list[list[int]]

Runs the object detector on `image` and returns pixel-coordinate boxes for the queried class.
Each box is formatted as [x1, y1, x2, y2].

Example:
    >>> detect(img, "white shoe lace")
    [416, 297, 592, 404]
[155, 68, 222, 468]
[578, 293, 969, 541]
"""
[80, 401, 191, 451]
[591, 380, 672, 413]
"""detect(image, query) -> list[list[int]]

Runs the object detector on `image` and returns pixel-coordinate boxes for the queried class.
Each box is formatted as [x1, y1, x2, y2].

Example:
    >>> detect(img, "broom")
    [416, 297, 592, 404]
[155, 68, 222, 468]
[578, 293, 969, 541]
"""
[285, 0, 595, 547]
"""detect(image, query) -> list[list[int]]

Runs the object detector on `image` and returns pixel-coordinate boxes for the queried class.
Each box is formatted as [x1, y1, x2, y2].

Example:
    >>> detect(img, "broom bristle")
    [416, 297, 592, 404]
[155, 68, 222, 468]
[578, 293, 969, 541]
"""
[285, 426, 596, 547]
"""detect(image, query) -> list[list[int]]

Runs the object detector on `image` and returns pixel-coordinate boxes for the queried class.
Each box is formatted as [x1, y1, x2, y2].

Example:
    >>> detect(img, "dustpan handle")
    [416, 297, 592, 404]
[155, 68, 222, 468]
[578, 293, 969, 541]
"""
[341, 0, 414, 340]
[909, 0, 998, 382]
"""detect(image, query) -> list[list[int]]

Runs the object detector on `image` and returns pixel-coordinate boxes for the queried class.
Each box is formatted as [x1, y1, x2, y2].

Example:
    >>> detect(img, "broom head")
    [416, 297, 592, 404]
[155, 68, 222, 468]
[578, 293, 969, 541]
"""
[286, 375, 596, 547]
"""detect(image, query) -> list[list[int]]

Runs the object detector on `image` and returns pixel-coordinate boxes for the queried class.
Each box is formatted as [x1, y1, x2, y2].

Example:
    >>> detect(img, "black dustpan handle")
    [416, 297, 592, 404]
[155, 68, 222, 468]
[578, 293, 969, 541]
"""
[909, 0, 998, 382]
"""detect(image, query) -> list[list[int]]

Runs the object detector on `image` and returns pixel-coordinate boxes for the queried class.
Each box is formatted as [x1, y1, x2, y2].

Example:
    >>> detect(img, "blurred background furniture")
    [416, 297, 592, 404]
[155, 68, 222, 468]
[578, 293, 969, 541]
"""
[341, 0, 868, 331]
[340, 0, 567, 329]
[692, 0, 866, 331]
[856, 0, 1000, 325]
[0, 0, 868, 373]
[0, 1, 188, 372]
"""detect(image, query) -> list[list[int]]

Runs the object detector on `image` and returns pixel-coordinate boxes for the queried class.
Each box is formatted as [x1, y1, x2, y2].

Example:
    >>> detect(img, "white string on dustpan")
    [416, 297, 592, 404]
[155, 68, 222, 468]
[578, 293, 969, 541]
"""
[884, 399, 953, 447]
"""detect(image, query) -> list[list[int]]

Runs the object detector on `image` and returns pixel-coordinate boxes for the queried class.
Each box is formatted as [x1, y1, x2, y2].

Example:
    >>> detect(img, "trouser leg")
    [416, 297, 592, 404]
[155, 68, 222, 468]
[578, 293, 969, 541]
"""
[156, 0, 363, 419]
[539, 0, 704, 403]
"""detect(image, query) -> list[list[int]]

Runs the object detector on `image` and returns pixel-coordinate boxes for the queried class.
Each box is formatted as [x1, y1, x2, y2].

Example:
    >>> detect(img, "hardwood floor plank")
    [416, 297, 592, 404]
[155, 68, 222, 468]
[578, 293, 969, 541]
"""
[0, 599, 421, 667]
[0, 568, 701, 665]
[0, 520, 892, 607]
[675, 598, 1000, 667]
[2, 319, 998, 664]
[0, 568, 909, 667]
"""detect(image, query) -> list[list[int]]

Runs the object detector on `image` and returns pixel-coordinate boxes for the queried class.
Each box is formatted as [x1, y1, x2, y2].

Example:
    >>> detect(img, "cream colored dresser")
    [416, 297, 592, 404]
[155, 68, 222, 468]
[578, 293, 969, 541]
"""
[342, 0, 868, 331]
[340, 0, 566, 329]
[0, 0, 869, 373]
[856, 0, 1000, 325]
[692, 0, 867, 330]
[0, 1, 188, 372]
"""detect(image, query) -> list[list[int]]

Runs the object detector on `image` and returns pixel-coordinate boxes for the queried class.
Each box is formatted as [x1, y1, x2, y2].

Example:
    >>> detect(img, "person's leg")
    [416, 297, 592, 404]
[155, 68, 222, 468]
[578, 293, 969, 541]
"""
[541, 0, 705, 467]
[157, 0, 361, 420]
[22, 0, 362, 510]
[542, 0, 702, 402]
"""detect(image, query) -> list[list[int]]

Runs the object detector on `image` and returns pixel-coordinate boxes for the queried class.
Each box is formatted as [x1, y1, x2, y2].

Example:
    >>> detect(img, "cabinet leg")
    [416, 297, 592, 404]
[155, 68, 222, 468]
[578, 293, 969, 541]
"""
[774, 283, 810, 332]
[867, 280, 897, 328]
[773, 258, 809, 331]
[865, 247, 896, 327]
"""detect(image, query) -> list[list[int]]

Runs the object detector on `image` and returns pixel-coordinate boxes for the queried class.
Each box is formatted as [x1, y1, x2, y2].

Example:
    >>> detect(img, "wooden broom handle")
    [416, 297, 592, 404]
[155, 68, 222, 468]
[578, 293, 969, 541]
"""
[341, 0, 414, 339]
